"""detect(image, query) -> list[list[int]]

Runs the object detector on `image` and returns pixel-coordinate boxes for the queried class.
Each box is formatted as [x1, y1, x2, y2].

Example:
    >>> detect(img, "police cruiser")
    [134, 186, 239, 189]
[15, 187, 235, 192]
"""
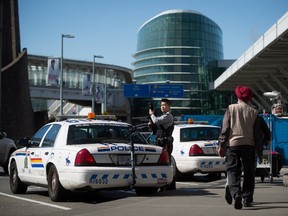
[8, 113, 173, 201]
[171, 119, 225, 179]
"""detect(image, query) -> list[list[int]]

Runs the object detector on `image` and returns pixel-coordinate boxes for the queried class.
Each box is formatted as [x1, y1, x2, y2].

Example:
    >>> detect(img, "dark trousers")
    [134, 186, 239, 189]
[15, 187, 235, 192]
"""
[226, 145, 255, 203]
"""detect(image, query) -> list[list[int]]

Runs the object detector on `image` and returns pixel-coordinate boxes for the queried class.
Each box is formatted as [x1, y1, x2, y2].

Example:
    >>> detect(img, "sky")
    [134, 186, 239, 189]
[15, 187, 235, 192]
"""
[18, 0, 288, 69]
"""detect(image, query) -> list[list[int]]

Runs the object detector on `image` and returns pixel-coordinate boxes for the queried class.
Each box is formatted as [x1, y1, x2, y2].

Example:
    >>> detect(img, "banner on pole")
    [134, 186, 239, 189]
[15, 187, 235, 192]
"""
[82, 74, 92, 96]
[47, 58, 60, 86]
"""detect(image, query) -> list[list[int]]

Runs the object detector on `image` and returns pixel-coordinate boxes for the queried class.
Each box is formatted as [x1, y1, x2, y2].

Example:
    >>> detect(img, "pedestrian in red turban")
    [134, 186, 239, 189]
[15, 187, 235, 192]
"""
[235, 86, 253, 102]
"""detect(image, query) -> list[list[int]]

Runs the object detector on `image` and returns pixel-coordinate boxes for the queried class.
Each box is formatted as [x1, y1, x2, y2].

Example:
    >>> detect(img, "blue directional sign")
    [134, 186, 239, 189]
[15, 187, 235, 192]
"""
[150, 84, 184, 98]
[124, 84, 184, 98]
[124, 84, 150, 98]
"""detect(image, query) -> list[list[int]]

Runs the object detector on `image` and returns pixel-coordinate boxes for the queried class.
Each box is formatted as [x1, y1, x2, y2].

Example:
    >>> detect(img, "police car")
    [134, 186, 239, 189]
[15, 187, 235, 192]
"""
[8, 114, 173, 202]
[171, 122, 225, 179]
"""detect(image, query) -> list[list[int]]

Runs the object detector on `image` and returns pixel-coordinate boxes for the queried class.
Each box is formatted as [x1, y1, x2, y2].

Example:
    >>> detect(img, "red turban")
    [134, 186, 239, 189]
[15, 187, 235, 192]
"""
[235, 86, 253, 102]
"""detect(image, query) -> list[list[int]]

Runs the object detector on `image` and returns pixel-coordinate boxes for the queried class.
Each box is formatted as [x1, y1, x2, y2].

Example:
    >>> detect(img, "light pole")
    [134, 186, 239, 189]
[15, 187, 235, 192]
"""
[60, 34, 74, 118]
[92, 55, 104, 113]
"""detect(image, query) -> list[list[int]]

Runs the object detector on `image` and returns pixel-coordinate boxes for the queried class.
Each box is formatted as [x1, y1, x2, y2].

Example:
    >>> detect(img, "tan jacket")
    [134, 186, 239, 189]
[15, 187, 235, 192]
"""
[219, 100, 258, 147]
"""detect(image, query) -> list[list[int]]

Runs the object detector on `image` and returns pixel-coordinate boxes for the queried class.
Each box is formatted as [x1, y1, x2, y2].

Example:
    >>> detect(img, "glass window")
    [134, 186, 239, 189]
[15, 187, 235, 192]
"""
[30, 125, 51, 147]
[180, 127, 220, 142]
[67, 124, 147, 145]
[42, 124, 61, 147]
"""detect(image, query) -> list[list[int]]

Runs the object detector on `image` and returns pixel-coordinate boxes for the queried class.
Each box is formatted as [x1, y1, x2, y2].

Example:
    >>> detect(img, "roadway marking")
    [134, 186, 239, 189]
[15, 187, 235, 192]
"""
[0, 192, 71, 210]
[177, 182, 199, 186]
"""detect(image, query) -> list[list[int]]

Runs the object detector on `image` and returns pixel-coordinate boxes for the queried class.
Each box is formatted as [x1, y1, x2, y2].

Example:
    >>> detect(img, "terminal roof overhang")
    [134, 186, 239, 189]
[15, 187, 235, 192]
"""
[212, 12, 288, 110]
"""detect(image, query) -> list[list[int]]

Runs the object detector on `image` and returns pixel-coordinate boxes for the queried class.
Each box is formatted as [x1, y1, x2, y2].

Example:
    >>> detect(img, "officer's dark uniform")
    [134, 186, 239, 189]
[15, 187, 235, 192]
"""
[155, 120, 174, 157]
[150, 112, 175, 190]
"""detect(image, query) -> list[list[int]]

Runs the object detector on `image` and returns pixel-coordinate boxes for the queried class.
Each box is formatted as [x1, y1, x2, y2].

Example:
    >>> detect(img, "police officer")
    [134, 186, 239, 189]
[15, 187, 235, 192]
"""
[148, 98, 174, 155]
[148, 98, 175, 190]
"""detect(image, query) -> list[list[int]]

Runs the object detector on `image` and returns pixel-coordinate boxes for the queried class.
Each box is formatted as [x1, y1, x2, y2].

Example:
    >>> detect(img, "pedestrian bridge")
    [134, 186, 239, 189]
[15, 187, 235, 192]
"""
[28, 55, 132, 121]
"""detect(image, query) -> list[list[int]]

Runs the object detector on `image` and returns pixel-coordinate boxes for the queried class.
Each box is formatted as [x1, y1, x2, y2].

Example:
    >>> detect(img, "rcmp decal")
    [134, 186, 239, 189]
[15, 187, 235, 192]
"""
[97, 146, 156, 152]
[30, 158, 44, 168]
[66, 156, 71, 166]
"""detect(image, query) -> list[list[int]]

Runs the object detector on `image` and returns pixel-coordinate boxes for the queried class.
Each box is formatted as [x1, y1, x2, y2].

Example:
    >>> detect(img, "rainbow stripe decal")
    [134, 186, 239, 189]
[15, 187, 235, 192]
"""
[97, 146, 111, 152]
[30, 158, 44, 168]
[15, 151, 29, 156]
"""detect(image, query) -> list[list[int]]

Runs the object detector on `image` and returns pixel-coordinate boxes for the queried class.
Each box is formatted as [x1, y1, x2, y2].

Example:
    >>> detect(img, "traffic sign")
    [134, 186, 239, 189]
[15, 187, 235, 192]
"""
[124, 84, 150, 98]
[150, 84, 184, 98]
[124, 84, 184, 98]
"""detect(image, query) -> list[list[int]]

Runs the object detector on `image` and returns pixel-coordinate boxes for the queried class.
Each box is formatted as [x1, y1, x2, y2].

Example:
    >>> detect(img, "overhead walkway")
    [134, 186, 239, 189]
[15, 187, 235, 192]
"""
[212, 12, 288, 111]
[27, 55, 133, 121]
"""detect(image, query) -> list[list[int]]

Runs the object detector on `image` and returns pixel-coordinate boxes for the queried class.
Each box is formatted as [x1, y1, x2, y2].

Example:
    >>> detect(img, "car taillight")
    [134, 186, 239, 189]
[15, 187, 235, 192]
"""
[189, 144, 204, 156]
[75, 148, 96, 166]
[157, 149, 170, 165]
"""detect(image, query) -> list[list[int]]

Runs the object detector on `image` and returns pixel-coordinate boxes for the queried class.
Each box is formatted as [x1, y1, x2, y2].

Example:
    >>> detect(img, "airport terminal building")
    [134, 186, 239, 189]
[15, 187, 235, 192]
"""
[133, 10, 233, 118]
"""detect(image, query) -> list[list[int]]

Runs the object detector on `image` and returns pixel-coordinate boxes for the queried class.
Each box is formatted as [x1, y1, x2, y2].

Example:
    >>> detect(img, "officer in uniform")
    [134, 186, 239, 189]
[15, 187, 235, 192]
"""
[148, 98, 175, 190]
[148, 98, 174, 155]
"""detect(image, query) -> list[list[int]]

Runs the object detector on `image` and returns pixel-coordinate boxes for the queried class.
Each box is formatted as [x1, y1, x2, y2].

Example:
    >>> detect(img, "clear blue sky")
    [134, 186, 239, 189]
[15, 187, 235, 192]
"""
[18, 0, 288, 69]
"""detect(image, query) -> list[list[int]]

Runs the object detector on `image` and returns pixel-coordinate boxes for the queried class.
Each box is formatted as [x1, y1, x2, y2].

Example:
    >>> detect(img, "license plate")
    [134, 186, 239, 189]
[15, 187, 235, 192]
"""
[205, 147, 216, 154]
[117, 155, 131, 165]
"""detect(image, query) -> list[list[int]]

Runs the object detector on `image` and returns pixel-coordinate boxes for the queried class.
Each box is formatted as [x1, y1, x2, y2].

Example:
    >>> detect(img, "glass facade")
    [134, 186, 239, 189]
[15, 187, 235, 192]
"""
[28, 56, 129, 90]
[133, 10, 228, 117]
[27, 55, 132, 121]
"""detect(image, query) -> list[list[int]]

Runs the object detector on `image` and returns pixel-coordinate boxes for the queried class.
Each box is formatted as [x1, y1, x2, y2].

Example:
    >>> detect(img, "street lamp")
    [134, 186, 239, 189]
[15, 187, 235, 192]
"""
[92, 55, 104, 112]
[60, 34, 74, 118]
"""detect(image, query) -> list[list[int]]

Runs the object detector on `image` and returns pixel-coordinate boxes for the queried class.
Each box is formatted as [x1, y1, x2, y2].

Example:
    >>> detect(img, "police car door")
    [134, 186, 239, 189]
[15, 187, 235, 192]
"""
[27, 124, 52, 184]
[37, 124, 61, 184]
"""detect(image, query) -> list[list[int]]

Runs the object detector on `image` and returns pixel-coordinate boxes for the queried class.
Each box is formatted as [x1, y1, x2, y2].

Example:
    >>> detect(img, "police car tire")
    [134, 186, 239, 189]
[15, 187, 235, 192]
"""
[135, 187, 159, 196]
[171, 156, 182, 180]
[48, 165, 68, 202]
[9, 160, 28, 194]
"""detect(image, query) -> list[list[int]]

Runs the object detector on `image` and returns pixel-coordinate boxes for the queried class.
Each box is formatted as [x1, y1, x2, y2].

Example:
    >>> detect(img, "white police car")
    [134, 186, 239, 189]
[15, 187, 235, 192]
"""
[171, 123, 225, 179]
[8, 115, 173, 202]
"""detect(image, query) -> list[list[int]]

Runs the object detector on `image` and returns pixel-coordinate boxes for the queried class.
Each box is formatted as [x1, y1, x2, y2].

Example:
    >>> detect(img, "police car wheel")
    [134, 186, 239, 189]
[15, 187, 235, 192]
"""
[135, 187, 159, 196]
[9, 160, 28, 194]
[48, 165, 68, 202]
[171, 156, 183, 180]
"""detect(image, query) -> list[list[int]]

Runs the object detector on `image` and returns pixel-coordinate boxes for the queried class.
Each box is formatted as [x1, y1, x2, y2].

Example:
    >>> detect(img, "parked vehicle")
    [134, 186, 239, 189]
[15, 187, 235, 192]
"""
[143, 121, 225, 180]
[0, 131, 17, 173]
[8, 115, 173, 201]
[171, 123, 225, 179]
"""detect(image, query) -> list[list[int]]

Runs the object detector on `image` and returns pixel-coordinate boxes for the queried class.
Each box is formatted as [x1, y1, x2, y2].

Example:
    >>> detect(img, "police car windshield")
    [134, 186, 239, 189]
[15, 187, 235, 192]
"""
[180, 127, 220, 142]
[67, 124, 147, 145]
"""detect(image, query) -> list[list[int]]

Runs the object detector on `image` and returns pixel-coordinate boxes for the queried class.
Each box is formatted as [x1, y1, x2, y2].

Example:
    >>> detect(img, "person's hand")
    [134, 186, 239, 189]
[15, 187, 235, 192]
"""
[149, 109, 154, 115]
[216, 146, 226, 157]
[148, 121, 153, 128]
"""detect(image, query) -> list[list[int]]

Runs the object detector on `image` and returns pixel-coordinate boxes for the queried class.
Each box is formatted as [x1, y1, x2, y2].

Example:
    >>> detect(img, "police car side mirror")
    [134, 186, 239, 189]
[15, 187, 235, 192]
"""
[18, 137, 31, 147]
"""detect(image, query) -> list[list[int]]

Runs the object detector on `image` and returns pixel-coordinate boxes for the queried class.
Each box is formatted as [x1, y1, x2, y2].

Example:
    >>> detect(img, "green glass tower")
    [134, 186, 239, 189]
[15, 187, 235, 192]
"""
[133, 10, 225, 117]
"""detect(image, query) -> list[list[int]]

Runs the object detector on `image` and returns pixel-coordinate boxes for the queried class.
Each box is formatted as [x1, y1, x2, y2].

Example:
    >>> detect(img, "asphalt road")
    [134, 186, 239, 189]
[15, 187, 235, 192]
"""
[1, 167, 288, 216]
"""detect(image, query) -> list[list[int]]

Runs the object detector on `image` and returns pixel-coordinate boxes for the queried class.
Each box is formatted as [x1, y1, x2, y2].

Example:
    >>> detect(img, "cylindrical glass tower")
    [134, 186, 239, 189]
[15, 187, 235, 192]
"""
[133, 10, 224, 117]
